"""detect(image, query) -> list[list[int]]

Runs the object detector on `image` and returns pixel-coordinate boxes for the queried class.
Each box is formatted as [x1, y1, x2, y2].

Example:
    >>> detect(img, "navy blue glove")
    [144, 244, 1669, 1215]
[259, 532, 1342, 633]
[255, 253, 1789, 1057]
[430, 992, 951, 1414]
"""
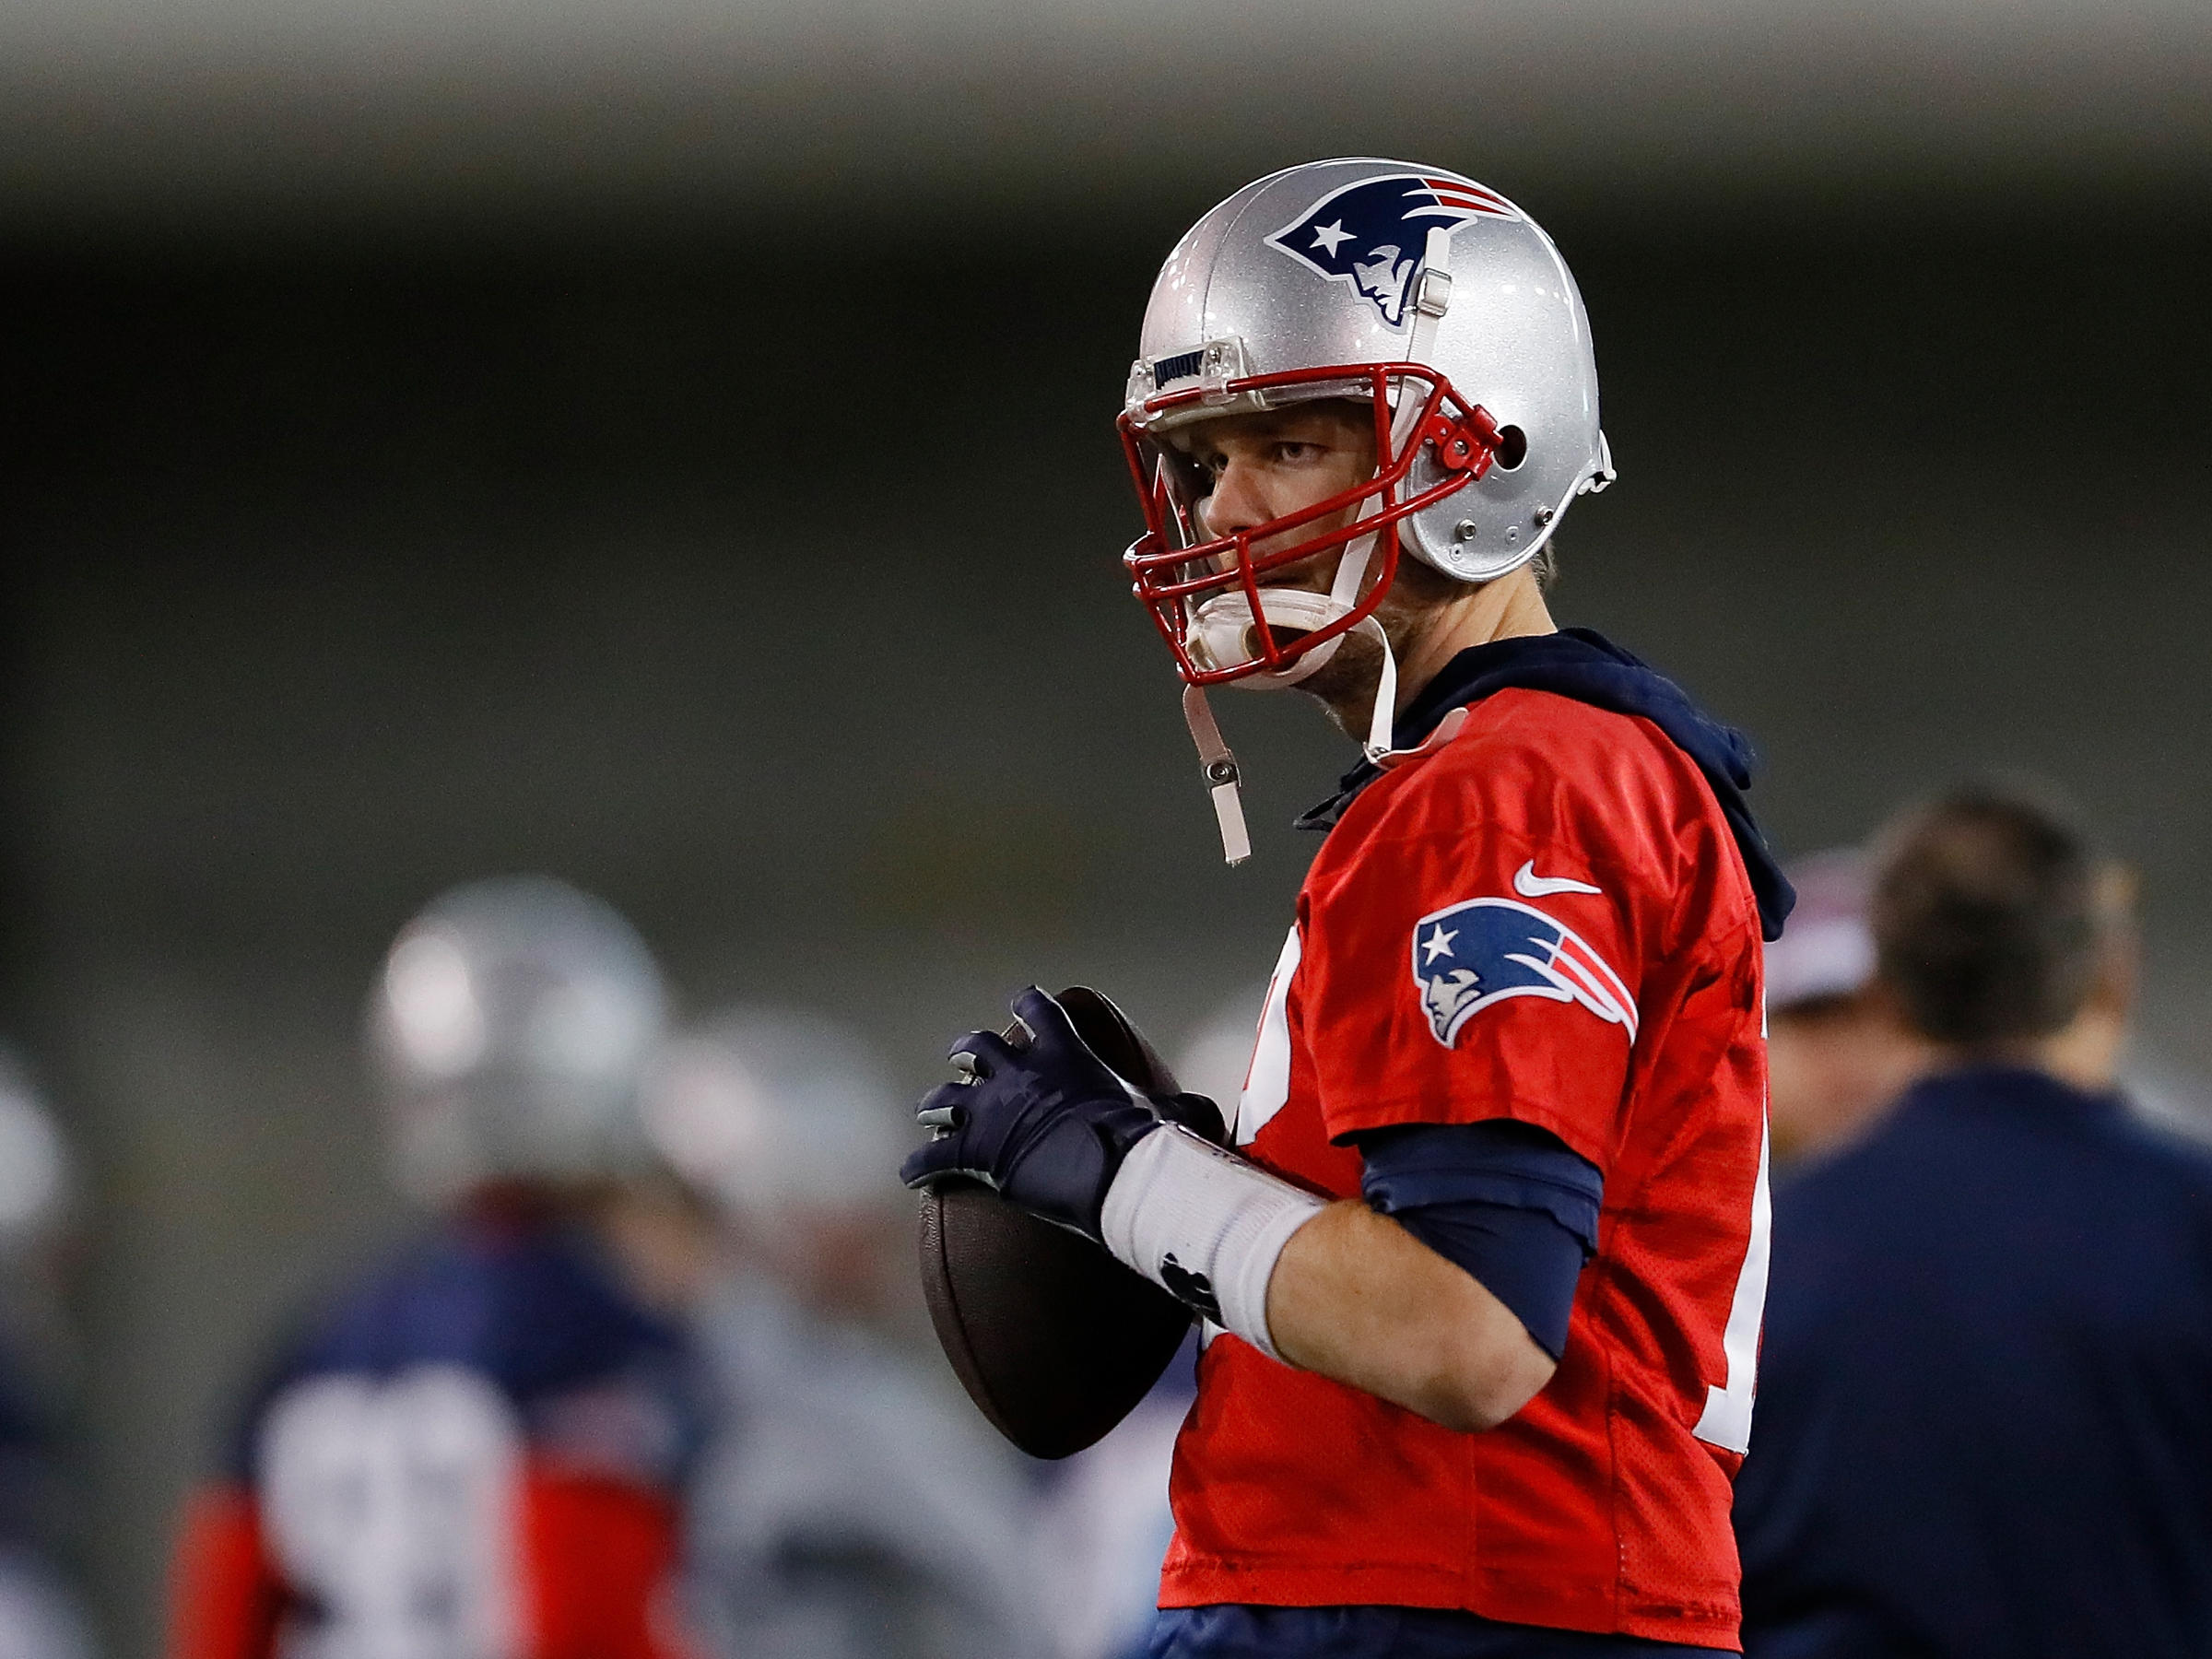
[900, 987, 1221, 1243]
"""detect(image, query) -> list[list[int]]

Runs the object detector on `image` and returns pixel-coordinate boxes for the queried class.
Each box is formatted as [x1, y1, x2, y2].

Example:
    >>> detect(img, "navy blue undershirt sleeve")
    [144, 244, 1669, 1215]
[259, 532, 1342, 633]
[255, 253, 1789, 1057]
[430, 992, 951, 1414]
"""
[1352, 1120, 1604, 1360]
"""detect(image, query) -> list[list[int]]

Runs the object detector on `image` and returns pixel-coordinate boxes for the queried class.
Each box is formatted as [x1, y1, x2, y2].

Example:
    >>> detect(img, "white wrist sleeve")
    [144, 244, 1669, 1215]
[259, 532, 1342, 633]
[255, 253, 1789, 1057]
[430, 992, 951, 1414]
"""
[1100, 1124, 1327, 1361]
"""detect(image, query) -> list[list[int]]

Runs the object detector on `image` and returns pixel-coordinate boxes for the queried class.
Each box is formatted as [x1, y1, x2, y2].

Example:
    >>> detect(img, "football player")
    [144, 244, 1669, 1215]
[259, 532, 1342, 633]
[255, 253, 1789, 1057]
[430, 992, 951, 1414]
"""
[0, 1051, 96, 1659]
[904, 159, 1793, 1656]
[641, 1006, 1044, 1659]
[167, 877, 696, 1659]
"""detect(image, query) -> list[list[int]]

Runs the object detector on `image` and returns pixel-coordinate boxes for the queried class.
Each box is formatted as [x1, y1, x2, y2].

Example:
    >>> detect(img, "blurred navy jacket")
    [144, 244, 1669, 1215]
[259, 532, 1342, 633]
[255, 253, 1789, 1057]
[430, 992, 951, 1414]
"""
[1735, 1065, 2212, 1659]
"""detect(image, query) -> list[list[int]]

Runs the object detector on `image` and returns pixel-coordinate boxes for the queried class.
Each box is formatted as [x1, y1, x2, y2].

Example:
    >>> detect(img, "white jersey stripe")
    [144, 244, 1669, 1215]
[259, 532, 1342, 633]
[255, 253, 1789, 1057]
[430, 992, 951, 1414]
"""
[1237, 926, 1301, 1146]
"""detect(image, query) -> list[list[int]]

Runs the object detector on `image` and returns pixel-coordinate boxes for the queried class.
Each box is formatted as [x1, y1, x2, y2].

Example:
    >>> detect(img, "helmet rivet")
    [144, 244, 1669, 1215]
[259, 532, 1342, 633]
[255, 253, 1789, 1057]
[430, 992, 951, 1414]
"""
[1507, 526, 1521, 543]
[1534, 506, 1555, 527]
[1453, 519, 1478, 542]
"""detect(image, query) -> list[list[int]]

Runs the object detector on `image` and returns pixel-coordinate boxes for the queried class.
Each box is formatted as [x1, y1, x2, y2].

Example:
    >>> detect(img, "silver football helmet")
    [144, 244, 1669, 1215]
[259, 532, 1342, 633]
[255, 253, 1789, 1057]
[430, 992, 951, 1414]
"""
[1119, 159, 1613, 858]
[640, 1006, 905, 1226]
[0, 1048, 72, 1257]
[367, 876, 669, 1205]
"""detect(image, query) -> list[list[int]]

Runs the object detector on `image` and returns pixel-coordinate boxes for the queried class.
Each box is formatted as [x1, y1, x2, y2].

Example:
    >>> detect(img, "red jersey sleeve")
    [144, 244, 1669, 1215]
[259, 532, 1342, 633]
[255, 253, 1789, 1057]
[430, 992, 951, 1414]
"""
[520, 1471, 690, 1659]
[168, 1483, 285, 1659]
[1298, 700, 1693, 1172]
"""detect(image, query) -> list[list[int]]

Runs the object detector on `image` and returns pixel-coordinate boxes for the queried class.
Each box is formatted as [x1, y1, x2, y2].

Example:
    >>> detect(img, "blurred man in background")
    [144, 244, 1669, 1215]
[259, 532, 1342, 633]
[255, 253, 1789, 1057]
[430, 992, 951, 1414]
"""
[1761, 849, 1929, 1165]
[642, 1006, 1041, 1659]
[1764, 842, 2211, 1164]
[1735, 785, 2212, 1657]
[168, 877, 696, 1659]
[0, 1053, 96, 1659]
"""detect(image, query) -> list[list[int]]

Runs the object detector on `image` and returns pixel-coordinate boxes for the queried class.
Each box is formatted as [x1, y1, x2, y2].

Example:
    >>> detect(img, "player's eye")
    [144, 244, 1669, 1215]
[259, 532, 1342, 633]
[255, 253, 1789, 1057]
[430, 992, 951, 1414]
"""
[1273, 441, 1323, 465]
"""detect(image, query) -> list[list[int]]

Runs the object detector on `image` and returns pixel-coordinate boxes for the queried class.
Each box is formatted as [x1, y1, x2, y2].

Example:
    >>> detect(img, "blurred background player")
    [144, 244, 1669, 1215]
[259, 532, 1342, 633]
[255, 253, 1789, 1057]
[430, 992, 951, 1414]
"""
[1735, 784, 2212, 1657]
[167, 876, 695, 1659]
[0, 1052, 96, 1659]
[641, 1006, 1042, 1659]
[1761, 849, 1930, 1166]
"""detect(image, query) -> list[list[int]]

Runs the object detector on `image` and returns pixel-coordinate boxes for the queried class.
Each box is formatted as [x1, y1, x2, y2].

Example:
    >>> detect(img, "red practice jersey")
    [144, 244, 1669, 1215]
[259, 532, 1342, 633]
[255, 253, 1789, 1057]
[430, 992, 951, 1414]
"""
[1159, 687, 1771, 1649]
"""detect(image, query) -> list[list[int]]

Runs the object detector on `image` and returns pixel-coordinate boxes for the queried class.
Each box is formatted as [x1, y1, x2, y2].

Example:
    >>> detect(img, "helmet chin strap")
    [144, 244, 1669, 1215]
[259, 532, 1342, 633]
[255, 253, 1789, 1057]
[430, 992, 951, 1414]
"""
[1181, 535, 1380, 865]
[1180, 684, 1252, 865]
[1181, 607, 1462, 865]
[1358, 618, 1473, 772]
[1359, 618, 1399, 764]
[1179, 223, 1461, 864]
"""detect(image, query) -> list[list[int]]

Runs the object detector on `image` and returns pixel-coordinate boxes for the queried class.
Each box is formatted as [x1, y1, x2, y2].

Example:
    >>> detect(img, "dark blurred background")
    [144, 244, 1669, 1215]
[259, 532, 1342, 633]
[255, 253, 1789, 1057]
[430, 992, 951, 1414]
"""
[4, 1, 2208, 1648]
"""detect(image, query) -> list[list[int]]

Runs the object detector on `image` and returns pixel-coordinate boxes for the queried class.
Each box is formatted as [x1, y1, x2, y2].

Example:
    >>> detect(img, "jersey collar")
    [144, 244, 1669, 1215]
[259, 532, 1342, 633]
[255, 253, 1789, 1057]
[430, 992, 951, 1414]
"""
[1296, 627, 1797, 941]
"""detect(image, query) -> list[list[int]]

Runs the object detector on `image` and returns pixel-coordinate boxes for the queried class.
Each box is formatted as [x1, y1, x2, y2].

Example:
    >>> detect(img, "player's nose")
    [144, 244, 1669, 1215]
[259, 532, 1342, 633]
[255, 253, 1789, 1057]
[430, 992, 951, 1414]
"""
[1200, 457, 1269, 541]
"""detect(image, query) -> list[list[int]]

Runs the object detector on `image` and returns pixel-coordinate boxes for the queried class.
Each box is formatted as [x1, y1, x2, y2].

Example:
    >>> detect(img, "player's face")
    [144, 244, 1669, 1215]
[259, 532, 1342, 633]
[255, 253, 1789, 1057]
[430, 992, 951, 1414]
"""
[1180, 402, 1380, 590]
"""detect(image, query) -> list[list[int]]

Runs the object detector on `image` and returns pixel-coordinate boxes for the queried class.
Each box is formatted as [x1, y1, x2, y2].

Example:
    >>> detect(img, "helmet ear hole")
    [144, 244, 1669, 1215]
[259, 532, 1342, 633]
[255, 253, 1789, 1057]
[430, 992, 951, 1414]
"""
[1494, 425, 1529, 470]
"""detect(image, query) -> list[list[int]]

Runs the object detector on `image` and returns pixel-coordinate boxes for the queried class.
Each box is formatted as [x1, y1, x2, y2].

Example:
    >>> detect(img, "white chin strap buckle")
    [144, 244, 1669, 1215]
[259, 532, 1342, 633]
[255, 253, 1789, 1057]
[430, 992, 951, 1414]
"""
[1182, 685, 1251, 865]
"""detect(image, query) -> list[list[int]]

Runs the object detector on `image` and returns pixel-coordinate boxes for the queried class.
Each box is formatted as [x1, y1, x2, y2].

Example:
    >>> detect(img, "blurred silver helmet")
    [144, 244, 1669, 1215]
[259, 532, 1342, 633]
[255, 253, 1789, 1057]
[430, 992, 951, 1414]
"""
[1119, 160, 1612, 859]
[641, 1007, 904, 1227]
[367, 876, 668, 1206]
[0, 1049, 73, 1257]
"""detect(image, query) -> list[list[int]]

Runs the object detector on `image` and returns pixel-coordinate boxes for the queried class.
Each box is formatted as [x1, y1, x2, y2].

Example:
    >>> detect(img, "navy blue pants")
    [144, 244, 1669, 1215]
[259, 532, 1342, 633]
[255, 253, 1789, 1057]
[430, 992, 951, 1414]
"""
[1145, 1606, 1735, 1657]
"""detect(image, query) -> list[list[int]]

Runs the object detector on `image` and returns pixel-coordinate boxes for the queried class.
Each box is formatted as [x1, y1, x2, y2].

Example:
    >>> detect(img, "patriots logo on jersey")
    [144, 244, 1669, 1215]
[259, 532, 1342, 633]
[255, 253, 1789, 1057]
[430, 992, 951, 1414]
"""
[1265, 174, 1522, 328]
[1412, 896, 1638, 1048]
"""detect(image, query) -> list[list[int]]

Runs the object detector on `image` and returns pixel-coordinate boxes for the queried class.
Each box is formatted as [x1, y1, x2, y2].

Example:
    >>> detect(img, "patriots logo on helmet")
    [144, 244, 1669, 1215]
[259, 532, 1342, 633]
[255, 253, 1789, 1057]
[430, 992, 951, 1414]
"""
[1412, 897, 1638, 1049]
[1265, 173, 1522, 328]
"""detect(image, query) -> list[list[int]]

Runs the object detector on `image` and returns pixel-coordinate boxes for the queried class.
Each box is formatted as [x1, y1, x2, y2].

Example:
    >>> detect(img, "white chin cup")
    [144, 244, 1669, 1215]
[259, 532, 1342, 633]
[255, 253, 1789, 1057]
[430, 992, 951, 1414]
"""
[1187, 587, 1349, 688]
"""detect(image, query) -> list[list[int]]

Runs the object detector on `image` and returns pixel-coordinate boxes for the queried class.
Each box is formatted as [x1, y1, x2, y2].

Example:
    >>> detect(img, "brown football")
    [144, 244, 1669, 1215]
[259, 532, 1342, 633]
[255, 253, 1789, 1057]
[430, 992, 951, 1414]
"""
[916, 987, 1199, 1459]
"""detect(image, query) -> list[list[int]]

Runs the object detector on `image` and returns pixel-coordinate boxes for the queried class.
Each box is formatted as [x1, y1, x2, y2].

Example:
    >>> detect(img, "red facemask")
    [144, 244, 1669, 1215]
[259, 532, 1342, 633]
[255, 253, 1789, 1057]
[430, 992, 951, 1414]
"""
[1119, 362, 1504, 688]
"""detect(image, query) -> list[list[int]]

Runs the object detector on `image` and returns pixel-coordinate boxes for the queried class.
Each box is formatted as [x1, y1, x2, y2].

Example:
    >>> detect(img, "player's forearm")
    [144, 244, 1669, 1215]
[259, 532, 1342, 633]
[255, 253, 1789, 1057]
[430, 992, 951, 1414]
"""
[1095, 1124, 1557, 1430]
[1265, 1199, 1558, 1433]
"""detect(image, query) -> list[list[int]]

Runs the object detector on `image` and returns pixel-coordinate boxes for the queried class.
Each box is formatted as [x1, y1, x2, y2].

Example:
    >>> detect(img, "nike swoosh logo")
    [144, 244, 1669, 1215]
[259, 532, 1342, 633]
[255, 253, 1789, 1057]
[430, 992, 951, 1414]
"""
[1513, 860, 1602, 899]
